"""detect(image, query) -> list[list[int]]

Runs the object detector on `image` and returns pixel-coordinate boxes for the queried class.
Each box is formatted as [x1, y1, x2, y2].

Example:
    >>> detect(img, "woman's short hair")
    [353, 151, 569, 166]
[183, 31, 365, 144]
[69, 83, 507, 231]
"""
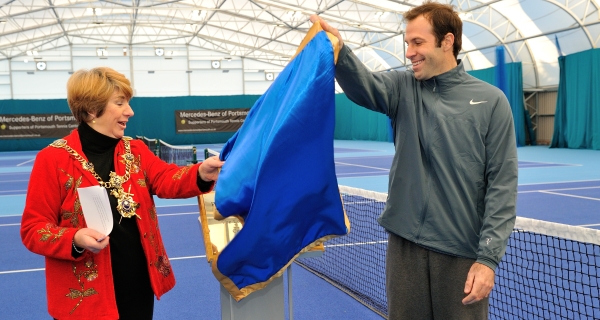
[404, 1, 463, 59]
[67, 67, 133, 123]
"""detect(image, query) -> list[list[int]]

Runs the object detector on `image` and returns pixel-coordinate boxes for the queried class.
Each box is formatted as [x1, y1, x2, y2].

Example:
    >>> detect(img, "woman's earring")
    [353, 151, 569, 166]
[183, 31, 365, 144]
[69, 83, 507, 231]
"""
[92, 119, 96, 124]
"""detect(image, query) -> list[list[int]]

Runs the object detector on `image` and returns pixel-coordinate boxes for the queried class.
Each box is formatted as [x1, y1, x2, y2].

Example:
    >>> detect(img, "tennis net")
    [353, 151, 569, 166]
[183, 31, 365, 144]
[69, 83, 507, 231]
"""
[158, 139, 197, 166]
[204, 148, 220, 160]
[295, 186, 600, 319]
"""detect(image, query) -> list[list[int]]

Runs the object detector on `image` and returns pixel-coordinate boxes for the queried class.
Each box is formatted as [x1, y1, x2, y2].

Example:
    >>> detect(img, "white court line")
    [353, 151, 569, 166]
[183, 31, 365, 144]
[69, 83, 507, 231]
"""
[0, 223, 21, 227]
[0, 212, 199, 221]
[538, 191, 600, 201]
[519, 179, 600, 186]
[155, 203, 197, 208]
[0, 180, 29, 183]
[338, 171, 389, 177]
[334, 161, 389, 171]
[577, 223, 600, 227]
[326, 240, 387, 248]
[0, 255, 207, 274]
[169, 255, 206, 261]
[16, 159, 34, 166]
[519, 186, 600, 193]
[0, 190, 26, 194]
[158, 212, 198, 217]
[0, 268, 45, 275]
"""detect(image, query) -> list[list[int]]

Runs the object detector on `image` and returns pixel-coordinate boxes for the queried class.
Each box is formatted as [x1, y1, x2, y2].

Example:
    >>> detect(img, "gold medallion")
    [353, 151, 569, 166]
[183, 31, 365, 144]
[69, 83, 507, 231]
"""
[52, 139, 140, 220]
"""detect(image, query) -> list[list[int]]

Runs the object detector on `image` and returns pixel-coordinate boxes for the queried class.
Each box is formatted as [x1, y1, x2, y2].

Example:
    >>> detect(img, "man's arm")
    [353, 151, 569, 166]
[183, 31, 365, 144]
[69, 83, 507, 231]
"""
[310, 15, 403, 116]
[463, 94, 518, 305]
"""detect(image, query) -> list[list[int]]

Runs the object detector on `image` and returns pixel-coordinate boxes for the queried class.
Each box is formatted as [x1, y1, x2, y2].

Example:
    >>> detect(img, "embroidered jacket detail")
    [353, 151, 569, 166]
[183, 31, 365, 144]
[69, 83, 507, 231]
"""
[61, 198, 82, 228]
[37, 224, 67, 242]
[132, 155, 142, 174]
[144, 231, 172, 277]
[155, 256, 172, 277]
[66, 257, 99, 314]
[172, 165, 192, 180]
[149, 206, 157, 221]
[73, 176, 82, 193]
[60, 169, 74, 191]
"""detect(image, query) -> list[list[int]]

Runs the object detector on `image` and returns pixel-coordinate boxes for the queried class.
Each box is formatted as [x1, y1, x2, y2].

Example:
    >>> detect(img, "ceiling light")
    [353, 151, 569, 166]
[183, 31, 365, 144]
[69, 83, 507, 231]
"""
[86, 7, 102, 16]
[36, 61, 47, 71]
[26, 50, 33, 56]
[155, 48, 164, 56]
[192, 10, 207, 20]
[24, 59, 28, 63]
[33, 50, 38, 55]
[265, 72, 274, 81]
[458, 12, 472, 20]
[96, 48, 107, 57]
[211, 60, 221, 69]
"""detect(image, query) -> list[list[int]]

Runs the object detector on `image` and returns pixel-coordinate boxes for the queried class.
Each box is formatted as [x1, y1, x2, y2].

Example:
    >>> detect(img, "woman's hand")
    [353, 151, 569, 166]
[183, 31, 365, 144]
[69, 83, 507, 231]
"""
[198, 156, 225, 182]
[73, 228, 110, 254]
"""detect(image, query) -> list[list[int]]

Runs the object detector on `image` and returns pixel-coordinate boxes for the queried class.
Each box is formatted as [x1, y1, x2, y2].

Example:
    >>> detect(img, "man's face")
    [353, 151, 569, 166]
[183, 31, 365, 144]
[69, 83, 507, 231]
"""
[405, 15, 453, 80]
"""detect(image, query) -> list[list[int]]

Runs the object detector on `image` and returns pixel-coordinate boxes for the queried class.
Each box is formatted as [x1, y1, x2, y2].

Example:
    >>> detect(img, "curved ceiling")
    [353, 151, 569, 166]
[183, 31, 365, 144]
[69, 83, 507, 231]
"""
[1, 0, 599, 89]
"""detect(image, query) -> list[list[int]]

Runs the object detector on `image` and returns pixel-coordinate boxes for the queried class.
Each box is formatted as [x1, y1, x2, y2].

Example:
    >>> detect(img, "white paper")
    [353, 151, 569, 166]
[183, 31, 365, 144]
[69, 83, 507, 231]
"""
[77, 185, 113, 237]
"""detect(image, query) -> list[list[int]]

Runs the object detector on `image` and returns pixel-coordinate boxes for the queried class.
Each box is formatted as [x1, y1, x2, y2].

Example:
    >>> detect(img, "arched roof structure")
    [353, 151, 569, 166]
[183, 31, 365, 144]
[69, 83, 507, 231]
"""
[0, 0, 598, 89]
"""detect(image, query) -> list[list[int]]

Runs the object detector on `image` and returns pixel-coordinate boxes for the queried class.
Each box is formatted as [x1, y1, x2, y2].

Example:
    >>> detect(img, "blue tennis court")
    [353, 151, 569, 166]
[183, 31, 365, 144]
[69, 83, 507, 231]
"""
[1, 142, 599, 319]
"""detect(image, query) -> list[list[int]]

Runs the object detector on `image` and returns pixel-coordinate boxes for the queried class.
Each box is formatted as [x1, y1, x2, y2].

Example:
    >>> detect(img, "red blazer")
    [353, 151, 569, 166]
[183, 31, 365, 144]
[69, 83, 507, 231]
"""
[21, 129, 211, 320]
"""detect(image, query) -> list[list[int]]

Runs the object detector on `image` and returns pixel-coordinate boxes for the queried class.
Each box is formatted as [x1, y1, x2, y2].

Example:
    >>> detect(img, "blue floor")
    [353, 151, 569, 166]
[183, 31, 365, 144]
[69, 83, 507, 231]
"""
[1, 142, 600, 319]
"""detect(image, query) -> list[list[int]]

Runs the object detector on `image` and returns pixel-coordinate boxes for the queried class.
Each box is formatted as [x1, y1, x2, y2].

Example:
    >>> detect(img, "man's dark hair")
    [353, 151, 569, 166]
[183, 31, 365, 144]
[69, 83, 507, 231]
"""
[404, 1, 463, 59]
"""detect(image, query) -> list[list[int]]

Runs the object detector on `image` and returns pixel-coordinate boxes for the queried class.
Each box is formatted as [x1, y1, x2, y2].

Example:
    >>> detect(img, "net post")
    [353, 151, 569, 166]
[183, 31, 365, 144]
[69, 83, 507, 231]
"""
[204, 148, 209, 160]
[192, 146, 198, 164]
[155, 144, 160, 157]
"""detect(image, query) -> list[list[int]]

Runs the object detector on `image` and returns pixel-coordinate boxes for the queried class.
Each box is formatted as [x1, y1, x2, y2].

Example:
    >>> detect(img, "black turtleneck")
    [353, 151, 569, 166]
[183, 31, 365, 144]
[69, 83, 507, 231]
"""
[78, 122, 154, 320]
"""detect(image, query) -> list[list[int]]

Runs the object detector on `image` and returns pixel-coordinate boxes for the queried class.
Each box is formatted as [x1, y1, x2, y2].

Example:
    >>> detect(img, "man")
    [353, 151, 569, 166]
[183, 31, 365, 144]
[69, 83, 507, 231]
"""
[311, 1, 518, 319]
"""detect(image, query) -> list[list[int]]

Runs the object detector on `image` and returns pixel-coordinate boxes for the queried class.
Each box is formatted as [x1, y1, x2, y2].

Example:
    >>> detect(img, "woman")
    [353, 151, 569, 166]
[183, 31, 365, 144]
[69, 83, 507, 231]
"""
[20, 67, 223, 320]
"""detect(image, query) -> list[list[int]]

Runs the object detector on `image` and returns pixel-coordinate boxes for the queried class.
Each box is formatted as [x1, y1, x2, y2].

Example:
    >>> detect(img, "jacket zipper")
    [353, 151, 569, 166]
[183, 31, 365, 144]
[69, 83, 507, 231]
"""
[416, 77, 437, 240]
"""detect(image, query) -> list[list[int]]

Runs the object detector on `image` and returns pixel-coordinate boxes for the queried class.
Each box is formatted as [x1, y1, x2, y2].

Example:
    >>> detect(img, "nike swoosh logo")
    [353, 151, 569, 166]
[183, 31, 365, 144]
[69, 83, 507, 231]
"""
[470, 99, 487, 105]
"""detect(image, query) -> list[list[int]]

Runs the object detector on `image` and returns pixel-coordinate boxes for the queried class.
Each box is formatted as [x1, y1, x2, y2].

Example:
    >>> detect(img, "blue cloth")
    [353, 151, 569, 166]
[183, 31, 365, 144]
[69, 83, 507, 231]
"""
[213, 28, 347, 300]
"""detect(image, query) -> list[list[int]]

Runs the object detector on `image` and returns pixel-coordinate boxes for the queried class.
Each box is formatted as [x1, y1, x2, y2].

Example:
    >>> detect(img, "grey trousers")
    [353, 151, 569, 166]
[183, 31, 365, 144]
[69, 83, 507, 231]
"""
[386, 233, 489, 320]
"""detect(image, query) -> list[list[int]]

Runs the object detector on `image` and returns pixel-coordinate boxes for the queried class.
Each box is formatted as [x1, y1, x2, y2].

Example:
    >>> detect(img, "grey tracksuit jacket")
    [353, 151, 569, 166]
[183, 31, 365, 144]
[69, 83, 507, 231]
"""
[336, 46, 518, 270]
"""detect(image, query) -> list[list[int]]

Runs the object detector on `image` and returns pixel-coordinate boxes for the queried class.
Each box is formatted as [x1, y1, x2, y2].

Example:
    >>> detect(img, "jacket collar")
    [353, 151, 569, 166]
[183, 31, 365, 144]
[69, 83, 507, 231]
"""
[421, 59, 468, 92]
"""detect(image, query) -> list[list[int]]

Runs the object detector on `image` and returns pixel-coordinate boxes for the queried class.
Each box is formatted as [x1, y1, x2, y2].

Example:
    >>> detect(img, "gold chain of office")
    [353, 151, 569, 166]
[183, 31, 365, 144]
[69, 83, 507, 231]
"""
[50, 138, 141, 220]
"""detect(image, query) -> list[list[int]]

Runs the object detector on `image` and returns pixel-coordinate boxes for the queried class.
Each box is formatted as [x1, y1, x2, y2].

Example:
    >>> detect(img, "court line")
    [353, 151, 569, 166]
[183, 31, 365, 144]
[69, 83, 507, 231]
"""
[0, 190, 27, 194]
[0, 268, 45, 275]
[169, 255, 206, 260]
[158, 212, 198, 217]
[0, 212, 199, 221]
[538, 191, 600, 201]
[338, 171, 389, 177]
[335, 162, 390, 171]
[0, 179, 29, 183]
[518, 179, 600, 186]
[0, 223, 20, 227]
[578, 223, 600, 227]
[326, 240, 387, 248]
[0, 255, 207, 274]
[16, 159, 34, 166]
[156, 203, 197, 208]
[519, 186, 600, 193]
